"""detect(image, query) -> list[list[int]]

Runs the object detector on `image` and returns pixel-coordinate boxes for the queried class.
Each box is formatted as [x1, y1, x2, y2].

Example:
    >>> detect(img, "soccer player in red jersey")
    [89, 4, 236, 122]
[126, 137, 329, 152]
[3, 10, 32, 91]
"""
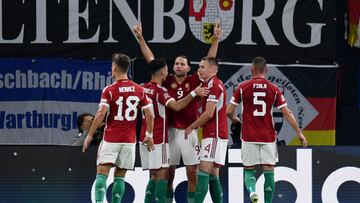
[82, 53, 154, 203]
[133, 23, 222, 202]
[139, 58, 208, 203]
[185, 56, 228, 203]
[226, 56, 307, 203]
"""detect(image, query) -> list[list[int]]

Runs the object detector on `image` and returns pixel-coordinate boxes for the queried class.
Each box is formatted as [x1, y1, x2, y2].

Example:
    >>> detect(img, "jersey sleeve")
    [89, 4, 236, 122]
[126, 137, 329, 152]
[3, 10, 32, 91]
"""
[99, 87, 111, 111]
[140, 88, 152, 110]
[158, 87, 175, 107]
[274, 87, 287, 109]
[230, 84, 242, 106]
[207, 80, 223, 103]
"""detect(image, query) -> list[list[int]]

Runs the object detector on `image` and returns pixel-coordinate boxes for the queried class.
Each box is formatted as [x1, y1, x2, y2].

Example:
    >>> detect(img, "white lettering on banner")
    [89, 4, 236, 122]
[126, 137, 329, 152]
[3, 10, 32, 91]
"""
[90, 149, 360, 203]
[0, 110, 77, 131]
[149, 0, 185, 43]
[64, 0, 100, 43]
[0, 0, 327, 47]
[321, 167, 360, 203]
[0, 70, 112, 90]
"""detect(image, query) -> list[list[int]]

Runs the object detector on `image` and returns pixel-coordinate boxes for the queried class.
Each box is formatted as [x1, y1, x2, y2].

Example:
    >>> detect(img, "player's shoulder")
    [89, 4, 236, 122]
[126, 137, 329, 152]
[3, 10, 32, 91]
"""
[265, 80, 281, 92]
[238, 79, 253, 89]
[102, 81, 117, 92]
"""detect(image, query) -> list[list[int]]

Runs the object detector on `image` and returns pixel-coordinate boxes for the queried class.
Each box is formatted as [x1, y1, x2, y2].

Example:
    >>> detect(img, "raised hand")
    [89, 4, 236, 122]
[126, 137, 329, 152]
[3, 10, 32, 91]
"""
[213, 23, 223, 41]
[132, 22, 143, 39]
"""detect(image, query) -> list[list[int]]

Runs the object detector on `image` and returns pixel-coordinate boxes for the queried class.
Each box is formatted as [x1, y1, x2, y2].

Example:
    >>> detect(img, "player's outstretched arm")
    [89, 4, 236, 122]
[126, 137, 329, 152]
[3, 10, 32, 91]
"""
[142, 106, 155, 151]
[167, 86, 209, 112]
[281, 106, 308, 147]
[133, 23, 155, 64]
[185, 101, 216, 137]
[82, 105, 107, 153]
[226, 103, 241, 124]
[207, 23, 222, 58]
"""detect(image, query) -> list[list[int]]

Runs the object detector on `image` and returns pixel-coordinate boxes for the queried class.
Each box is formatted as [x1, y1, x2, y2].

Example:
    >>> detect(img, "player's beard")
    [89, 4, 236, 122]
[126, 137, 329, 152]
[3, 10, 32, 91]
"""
[175, 71, 186, 78]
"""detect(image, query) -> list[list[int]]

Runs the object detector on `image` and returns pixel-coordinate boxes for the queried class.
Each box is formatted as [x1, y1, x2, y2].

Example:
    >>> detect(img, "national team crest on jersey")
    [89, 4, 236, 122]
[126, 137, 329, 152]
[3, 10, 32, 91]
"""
[171, 82, 177, 89]
[189, 0, 234, 43]
[185, 83, 190, 91]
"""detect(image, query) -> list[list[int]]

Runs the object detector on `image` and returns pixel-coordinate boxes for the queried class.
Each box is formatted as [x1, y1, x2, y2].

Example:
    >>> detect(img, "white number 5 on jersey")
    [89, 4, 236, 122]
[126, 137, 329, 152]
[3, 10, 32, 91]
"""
[253, 92, 266, 116]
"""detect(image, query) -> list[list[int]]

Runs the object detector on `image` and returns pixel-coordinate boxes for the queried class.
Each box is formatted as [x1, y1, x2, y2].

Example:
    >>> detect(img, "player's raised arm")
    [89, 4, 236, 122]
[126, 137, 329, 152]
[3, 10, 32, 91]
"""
[82, 105, 107, 153]
[185, 101, 216, 137]
[207, 23, 223, 58]
[133, 23, 155, 64]
[167, 85, 209, 112]
[280, 106, 308, 147]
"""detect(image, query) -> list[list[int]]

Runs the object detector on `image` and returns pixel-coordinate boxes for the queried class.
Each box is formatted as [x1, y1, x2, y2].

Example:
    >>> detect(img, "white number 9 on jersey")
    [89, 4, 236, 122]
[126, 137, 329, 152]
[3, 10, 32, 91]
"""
[253, 92, 266, 116]
[115, 96, 140, 121]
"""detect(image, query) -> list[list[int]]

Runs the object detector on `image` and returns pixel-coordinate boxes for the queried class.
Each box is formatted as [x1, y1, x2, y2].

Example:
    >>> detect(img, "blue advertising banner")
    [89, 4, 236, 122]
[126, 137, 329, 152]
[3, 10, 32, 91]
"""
[0, 58, 114, 145]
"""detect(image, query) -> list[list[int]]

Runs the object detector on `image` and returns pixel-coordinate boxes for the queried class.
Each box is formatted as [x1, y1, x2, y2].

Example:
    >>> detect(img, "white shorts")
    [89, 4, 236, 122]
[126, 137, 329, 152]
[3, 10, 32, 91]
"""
[199, 138, 228, 166]
[241, 142, 278, 167]
[96, 141, 136, 170]
[140, 143, 170, 170]
[168, 128, 200, 166]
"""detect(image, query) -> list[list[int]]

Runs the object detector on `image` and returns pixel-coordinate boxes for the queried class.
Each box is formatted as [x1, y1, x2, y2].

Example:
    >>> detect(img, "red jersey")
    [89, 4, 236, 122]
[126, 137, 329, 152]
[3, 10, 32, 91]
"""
[202, 76, 228, 139]
[162, 73, 202, 129]
[230, 77, 287, 143]
[140, 82, 175, 145]
[99, 79, 152, 143]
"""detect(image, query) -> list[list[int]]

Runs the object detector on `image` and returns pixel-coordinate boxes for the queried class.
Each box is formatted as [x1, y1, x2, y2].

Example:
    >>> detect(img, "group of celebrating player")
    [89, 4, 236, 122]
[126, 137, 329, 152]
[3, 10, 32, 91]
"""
[82, 23, 307, 203]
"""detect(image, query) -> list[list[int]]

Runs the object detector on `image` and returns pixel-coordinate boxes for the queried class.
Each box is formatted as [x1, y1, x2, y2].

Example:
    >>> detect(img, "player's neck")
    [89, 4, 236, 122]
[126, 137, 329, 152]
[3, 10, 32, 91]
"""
[175, 75, 186, 83]
[204, 74, 216, 82]
[252, 74, 265, 79]
[150, 76, 163, 85]
[114, 73, 128, 81]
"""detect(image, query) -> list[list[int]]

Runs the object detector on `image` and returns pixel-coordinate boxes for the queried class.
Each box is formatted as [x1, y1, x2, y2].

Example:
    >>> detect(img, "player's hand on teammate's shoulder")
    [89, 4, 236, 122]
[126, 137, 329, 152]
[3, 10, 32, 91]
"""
[82, 135, 93, 153]
[298, 132, 308, 148]
[143, 137, 155, 152]
[194, 85, 210, 97]
[132, 22, 143, 39]
[213, 23, 223, 41]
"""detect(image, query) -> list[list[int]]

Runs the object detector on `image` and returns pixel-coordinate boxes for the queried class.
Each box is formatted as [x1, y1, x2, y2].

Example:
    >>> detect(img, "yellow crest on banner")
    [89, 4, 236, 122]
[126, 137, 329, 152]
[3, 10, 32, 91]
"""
[202, 23, 215, 44]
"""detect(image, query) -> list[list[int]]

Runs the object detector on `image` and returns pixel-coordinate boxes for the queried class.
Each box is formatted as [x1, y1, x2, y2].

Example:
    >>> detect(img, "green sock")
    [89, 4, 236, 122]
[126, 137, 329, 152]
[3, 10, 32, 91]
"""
[95, 174, 107, 203]
[187, 191, 195, 203]
[156, 180, 168, 203]
[111, 176, 125, 203]
[194, 170, 210, 203]
[166, 190, 173, 203]
[209, 175, 223, 203]
[244, 169, 257, 195]
[145, 179, 156, 203]
[264, 170, 275, 203]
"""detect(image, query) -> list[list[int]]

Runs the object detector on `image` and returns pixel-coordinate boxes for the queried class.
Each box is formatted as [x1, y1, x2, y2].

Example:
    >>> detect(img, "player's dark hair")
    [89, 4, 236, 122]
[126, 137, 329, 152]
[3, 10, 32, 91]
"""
[177, 55, 191, 65]
[77, 112, 93, 133]
[252, 56, 267, 73]
[149, 58, 167, 75]
[201, 56, 219, 68]
[112, 53, 131, 73]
